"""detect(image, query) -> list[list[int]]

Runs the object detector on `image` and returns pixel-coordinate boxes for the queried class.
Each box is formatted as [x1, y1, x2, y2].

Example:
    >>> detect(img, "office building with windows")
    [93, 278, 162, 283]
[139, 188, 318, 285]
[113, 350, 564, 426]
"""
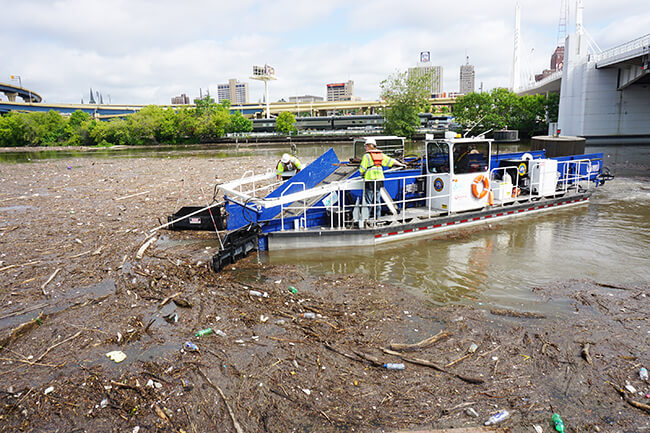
[459, 59, 475, 94]
[326, 80, 354, 101]
[171, 94, 190, 104]
[217, 79, 249, 104]
[408, 65, 443, 96]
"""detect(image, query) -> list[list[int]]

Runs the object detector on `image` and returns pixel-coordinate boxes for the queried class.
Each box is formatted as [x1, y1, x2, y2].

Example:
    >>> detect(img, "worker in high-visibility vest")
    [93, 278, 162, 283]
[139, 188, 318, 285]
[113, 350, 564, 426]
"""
[358, 138, 405, 225]
[276, 153, 303, 180]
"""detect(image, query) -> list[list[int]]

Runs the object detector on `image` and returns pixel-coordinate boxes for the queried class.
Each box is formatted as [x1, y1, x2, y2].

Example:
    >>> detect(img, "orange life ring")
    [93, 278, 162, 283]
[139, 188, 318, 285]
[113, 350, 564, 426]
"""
[471, 175, 490, 199]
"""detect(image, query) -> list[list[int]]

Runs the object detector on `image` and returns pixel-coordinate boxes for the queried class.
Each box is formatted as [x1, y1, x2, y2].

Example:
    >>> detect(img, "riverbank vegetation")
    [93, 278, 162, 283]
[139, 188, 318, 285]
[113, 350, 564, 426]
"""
[453, 89, 559, 137]
[0, 96, 253, 147]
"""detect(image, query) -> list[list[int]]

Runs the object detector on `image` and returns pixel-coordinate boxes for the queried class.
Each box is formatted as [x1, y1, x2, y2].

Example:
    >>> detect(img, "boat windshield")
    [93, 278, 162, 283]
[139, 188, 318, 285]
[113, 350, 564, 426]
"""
[453, 142, 490, 174]
[426, 141, 450, 173]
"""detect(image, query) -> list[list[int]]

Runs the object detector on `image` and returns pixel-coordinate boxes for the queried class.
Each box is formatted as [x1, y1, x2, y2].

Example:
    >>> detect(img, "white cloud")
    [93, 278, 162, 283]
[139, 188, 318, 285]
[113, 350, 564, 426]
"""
[1, 0, 648, 105]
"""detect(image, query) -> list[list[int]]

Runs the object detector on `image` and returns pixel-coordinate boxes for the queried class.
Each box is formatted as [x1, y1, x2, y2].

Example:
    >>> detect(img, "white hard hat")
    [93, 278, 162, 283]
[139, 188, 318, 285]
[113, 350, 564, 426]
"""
[365, 138, 376, 146]
[281, 153, 291, 163]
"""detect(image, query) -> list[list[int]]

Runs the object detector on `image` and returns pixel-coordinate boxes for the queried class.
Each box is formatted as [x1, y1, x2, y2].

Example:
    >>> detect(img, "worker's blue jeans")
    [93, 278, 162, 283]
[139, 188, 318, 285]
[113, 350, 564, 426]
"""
[362, 180, 383, 221]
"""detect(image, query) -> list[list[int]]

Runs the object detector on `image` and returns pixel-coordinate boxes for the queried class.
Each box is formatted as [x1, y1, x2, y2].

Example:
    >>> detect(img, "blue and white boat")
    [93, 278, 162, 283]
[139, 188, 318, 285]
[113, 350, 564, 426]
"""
[167, 133, 612, 271]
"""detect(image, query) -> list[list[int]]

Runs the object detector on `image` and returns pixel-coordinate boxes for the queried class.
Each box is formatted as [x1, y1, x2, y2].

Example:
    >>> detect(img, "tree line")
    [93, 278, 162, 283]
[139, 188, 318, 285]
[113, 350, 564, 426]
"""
[0, 97, 255, 147]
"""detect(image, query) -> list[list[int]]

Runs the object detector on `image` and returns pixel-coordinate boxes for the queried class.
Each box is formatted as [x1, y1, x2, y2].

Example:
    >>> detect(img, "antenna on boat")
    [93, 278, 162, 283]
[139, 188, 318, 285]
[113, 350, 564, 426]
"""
[463, 113, 488, 138]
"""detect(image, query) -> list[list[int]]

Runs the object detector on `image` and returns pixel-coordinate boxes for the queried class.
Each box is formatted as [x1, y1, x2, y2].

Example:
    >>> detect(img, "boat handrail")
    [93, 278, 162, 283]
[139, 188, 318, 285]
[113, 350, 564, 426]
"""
[489, 166, 522, 205]
[559, 159, 592, 193]
[280, 182, 306, 231]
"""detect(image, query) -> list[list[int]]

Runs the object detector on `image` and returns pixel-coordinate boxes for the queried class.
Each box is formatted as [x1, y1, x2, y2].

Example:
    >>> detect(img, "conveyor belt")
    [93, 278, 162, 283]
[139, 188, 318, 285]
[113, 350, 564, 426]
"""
[272, 165, 358, 219]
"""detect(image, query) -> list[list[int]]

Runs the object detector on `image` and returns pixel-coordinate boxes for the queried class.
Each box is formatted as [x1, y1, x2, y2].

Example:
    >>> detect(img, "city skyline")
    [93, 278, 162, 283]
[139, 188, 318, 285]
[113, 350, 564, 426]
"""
[2, 0, 648, 105]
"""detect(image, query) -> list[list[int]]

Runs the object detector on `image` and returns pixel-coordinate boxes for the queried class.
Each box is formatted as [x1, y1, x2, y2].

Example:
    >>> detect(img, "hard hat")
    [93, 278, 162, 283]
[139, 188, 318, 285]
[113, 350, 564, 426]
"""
[281, 153, 291, 163]
[365, 138, 376, 146]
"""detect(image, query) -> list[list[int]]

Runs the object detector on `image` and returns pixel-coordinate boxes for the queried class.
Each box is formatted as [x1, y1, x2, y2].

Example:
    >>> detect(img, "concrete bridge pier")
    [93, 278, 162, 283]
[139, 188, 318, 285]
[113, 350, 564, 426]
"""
[3, 92, 18, 102]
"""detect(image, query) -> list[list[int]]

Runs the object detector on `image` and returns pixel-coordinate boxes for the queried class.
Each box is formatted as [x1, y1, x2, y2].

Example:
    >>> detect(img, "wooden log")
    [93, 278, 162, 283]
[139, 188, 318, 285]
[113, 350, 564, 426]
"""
[389, 330, 450, 352]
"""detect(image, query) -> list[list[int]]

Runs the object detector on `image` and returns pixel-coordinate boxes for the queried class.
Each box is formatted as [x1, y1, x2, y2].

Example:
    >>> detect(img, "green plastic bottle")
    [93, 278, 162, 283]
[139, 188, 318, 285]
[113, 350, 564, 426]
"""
[552, 413, 565, 433]
[195, 328, 213, 337]
[288, 286, 298, 294]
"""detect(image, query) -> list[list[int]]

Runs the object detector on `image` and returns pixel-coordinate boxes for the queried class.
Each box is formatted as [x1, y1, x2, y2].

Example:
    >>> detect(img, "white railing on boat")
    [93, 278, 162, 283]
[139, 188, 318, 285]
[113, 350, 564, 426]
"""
[220, 159, 596, 232]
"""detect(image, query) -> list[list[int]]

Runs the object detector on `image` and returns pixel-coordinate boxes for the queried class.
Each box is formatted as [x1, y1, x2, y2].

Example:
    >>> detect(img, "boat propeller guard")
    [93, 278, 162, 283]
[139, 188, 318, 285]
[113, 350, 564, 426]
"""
[212, 223, 261, 272]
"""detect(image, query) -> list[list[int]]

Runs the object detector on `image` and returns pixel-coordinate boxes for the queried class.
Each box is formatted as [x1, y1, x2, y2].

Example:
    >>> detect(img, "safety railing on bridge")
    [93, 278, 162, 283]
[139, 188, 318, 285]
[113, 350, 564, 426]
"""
[592, 33, 650, 63]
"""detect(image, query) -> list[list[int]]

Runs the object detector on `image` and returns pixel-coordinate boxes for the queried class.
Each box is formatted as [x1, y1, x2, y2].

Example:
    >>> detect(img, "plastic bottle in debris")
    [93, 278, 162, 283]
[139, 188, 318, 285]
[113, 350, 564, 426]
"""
[383, 363, 405, 370]
[484, 410, 510, 425]
[249, 290, 268, 298]
[195, 328, 213, 337]
[552, 413, 565, 432]
[184, 341, 199, 352]
[640, 367, 649, 381]
[301, 312, 316, 319]
[288, 286, 298, 294]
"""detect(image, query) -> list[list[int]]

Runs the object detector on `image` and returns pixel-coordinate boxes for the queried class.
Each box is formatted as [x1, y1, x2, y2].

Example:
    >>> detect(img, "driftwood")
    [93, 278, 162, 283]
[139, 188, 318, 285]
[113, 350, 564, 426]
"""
[0, 312, 45, 352]
[136, 236, 157, 260]
[115, 190, 150, 201]
[388, 330, 449, 352]
[0, 260, 40, 273]
[41, 268, 61, 296]
[158, 291, 181, 309]
[33, 331, 83, 364]
[490, 308, 546, 319]
[382, 348, 484, 384]
[198, 368, 244, 433]
[392, 428, 509, 433]
[610, 382, 650, 413]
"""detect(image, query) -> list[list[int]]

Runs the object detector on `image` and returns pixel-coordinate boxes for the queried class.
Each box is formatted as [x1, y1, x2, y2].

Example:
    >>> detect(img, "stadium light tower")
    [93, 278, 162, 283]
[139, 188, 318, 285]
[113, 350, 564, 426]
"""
[250, 65, 277, 119]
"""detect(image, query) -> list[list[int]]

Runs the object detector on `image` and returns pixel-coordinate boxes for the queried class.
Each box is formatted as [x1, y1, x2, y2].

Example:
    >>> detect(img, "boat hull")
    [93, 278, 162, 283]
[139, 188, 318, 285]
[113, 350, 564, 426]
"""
[266, 192, 591, 251]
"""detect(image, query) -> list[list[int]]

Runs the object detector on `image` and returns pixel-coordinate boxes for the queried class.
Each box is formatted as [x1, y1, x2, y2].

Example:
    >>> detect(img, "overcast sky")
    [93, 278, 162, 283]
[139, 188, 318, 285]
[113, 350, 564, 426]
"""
[2, 0, 648, 105]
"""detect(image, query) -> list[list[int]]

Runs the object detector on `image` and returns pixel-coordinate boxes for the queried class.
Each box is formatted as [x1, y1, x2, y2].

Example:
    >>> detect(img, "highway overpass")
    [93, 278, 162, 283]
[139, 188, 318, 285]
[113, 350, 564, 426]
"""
[0, 96, 456, 119]
[0, 82, 42, 103]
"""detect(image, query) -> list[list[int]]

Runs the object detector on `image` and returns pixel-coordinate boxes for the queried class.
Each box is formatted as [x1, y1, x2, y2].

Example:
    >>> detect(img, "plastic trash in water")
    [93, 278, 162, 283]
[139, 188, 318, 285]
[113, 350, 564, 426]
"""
[468, 343, 478, 353]
[215, 329, 227, 337]
[195, 328, 213, 337]
[184, 341, 199, 352]
[249, 290, 269, 298]
[640, 367, 649, 381]
[552, 413, 565, 432]
[288, 286, 298, 294]
[484, 410, 510, 425]
[383, 363, 405, 370]
[301, 312, 316, 319]
[106, 350, 127, 363]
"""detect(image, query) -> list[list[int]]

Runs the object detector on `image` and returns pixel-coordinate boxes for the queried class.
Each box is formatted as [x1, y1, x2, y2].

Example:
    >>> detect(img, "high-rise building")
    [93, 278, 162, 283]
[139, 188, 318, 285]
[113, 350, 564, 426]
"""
[459, 57, 475, 95]
[171, 94, 190, 104]
[217, 79, 249, 104]
[326, 80, 354, 101]
[408, 65, 443, 96]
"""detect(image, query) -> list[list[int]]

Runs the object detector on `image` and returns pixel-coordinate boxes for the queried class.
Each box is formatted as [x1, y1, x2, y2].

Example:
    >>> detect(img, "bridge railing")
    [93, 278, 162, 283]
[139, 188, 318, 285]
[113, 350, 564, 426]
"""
[518, 70, 562, 93]
[592, 33, 650, 63]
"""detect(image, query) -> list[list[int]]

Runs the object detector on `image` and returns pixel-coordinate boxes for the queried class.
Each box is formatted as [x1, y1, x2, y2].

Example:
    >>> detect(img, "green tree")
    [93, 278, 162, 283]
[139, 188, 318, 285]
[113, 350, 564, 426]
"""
[454, 89, 559, 137]
[64, 110, 95, 146]
[228, 111, 253, 133]
[0, 112, 28, 146]
[380, 69, 433, 138]
[275, 112, 297, 134]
